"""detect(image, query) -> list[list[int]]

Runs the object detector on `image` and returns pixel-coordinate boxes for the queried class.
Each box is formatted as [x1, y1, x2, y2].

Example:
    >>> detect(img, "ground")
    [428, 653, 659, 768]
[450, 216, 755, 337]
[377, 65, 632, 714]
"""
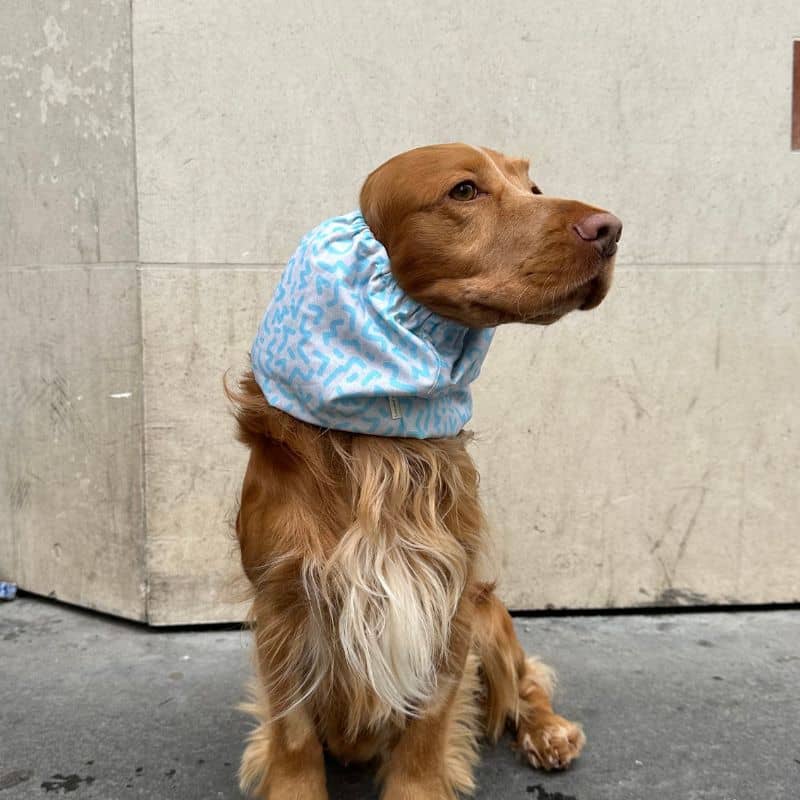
[1, 596, 798, 799]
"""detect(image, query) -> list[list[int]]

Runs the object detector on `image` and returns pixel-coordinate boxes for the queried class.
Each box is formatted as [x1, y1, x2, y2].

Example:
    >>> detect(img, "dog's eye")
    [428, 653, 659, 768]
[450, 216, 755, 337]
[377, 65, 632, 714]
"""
[531, 184, 542, 195]
[449, 181, 479, 201]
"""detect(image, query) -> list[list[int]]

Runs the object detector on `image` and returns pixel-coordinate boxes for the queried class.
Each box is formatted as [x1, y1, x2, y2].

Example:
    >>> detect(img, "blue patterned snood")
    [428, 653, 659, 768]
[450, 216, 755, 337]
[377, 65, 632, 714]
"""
[251, 211, 495, 438]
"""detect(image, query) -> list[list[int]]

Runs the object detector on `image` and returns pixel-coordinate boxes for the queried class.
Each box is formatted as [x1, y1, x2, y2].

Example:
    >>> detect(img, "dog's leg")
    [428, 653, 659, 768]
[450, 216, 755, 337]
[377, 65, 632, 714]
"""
[472, 583, 585, 771]
[379, 684, 468, 800]
[379, 615, 480, 800]
[239, 612, 329, 800]
[234, 439, 332, 798]
[239, 682, 328, 800]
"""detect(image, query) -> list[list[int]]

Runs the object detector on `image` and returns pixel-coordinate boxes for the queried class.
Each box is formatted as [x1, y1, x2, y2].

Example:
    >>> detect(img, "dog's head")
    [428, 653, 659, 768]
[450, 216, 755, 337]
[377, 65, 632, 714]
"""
[360, 143, 621, 327]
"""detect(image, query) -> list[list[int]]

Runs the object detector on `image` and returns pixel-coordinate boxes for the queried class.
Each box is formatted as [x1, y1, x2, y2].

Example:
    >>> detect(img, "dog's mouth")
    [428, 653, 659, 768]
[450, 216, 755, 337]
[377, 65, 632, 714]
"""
[578, 275, 609, 311]
[579, 253, 616, 310]
[535, 263, 613, 321]
[460, 253, 615, 326]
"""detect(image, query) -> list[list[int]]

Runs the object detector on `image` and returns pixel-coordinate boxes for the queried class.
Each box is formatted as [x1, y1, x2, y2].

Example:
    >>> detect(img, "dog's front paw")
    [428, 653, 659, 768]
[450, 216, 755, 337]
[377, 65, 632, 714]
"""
[517, 713, 585, 771]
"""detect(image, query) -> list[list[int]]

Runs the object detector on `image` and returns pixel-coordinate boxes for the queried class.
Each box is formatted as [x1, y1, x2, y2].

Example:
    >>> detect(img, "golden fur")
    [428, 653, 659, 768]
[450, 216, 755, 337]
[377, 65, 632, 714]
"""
[229, 144, 618, 798]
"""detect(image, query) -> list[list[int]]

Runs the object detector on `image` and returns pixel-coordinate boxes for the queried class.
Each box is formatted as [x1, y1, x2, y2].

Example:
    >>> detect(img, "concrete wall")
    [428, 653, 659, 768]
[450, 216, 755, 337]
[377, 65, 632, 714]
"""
[2, 1, 799, 622]
[0, 1, 145, 618]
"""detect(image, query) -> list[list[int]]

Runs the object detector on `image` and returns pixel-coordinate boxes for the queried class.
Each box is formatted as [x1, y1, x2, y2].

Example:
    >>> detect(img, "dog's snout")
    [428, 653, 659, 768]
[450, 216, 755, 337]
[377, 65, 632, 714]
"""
[572, 212, 623, 256]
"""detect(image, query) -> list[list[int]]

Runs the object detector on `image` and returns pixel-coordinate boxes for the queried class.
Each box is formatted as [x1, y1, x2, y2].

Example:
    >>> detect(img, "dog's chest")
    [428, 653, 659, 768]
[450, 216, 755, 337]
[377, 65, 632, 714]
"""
[305, 529, 467, 721]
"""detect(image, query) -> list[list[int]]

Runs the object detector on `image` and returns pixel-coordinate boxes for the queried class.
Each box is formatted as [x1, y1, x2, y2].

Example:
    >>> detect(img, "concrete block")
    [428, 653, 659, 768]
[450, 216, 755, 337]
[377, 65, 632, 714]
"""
[0, 266, 145, 619]
[136, 261, 800, 621]
[133, 0, 800, 265]
[472, 265, 800, 609]
[139, 266, 280, 624]
[0, 0, 136, 266]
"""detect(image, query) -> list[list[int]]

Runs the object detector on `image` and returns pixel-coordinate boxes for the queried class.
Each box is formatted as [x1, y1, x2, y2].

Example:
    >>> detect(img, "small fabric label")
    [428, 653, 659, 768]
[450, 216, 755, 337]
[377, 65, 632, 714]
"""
[388, 397, 402, 419]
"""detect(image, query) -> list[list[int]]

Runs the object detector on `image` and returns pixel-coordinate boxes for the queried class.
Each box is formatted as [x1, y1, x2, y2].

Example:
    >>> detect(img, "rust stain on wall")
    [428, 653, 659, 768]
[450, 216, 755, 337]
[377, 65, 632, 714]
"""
[793, 41, 800, 151]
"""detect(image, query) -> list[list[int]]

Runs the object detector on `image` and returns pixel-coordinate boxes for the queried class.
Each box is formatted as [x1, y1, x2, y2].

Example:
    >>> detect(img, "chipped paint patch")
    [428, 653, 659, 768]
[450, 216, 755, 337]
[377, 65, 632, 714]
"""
[39, 63, 90, 122]
[109, 392, 132, 399]
[1, 55, 24, 70]
[2, 5, 132, 148]
[41, 16, 69, 53]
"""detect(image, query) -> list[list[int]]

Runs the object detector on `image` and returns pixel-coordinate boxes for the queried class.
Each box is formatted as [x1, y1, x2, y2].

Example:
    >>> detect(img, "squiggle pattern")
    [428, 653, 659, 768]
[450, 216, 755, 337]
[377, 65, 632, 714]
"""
[251, 212, 494, 438]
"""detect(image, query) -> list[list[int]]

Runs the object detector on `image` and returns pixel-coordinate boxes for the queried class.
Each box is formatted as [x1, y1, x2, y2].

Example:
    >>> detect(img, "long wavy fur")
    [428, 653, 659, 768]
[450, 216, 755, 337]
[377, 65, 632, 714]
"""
[226, 371, 484, 736]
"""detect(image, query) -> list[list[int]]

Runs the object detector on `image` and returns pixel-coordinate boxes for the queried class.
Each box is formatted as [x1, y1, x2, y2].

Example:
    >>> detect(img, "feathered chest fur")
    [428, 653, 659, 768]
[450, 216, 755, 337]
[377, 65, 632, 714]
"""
[239, 410, 485, 741]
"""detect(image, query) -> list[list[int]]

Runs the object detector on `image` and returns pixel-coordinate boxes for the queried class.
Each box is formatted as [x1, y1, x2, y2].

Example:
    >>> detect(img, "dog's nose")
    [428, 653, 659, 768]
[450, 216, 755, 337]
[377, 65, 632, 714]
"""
[573, 212, 623, 256]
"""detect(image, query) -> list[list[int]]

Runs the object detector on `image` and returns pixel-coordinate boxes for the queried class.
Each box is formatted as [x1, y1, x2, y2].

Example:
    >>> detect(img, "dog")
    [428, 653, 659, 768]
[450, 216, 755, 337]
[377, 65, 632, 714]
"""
[227, 143, 621, 799]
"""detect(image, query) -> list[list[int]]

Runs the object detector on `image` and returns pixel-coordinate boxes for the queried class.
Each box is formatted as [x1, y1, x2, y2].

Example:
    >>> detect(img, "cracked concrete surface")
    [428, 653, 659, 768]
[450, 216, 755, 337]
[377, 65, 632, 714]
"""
[1, 596, 798, 799]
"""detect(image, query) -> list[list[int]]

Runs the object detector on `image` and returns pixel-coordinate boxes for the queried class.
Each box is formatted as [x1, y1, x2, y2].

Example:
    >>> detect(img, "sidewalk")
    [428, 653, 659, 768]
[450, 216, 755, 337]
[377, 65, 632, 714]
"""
[1, 596, 797, 799]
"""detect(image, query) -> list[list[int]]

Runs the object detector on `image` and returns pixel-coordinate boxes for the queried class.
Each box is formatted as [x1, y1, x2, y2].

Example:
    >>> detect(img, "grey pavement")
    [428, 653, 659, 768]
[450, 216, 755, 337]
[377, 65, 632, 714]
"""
[1, 596, 798, 800]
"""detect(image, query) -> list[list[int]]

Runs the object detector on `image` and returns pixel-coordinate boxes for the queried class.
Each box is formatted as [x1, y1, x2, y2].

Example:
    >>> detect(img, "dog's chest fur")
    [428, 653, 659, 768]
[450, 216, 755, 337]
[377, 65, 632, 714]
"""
[239, 412, 485, 745]
[305, 521, 468, 730]
[275, 433, 483, 741]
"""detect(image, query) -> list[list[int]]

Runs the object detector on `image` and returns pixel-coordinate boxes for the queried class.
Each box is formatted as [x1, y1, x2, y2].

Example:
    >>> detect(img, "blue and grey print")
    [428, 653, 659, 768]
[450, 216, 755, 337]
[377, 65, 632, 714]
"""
[251, 211, 494, 438]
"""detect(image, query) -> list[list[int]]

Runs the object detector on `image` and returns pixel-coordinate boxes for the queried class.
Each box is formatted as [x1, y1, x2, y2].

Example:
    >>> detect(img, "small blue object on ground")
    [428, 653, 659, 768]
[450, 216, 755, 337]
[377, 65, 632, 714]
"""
[0, 581, 17, 600]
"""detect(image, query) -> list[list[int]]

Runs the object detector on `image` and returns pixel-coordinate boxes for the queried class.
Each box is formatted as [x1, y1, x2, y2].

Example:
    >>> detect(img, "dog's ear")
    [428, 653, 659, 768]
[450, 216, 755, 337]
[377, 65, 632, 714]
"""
[359, 166, 393, 246]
